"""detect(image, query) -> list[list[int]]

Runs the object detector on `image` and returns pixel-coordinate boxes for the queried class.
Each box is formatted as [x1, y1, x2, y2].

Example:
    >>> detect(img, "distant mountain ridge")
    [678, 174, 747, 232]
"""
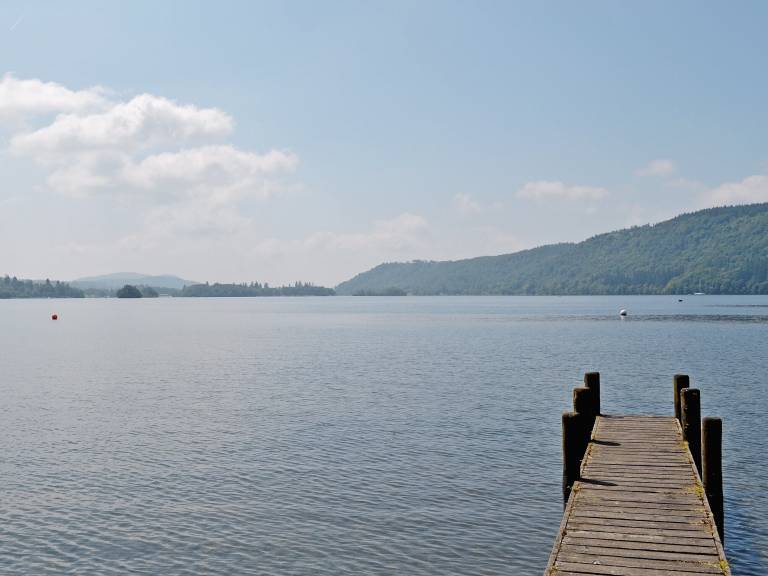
[336, 203, 768, 295]
[71, 272, 196, 290]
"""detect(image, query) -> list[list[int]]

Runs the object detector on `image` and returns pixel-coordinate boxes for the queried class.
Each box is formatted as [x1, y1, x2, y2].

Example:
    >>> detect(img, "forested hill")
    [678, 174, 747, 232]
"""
[336, 203, 768, 295]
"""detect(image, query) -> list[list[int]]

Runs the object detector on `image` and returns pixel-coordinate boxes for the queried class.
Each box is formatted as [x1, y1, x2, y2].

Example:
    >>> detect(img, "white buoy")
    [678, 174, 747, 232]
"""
[619, 309, 627, 317]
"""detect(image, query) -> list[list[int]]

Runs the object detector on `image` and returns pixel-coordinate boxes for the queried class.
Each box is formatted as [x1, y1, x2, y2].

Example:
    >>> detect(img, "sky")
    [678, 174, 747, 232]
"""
[1, 0, 767, 286]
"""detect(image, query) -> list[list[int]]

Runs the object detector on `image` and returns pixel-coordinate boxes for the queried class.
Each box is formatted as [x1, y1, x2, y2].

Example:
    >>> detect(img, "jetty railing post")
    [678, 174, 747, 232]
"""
[703, 416, 724, 542]
[573, 387, 595, 436]
[673, 374, 690, 423]
[562, 412, 581, 505]
[681, 388, 702, 475]
[584, 372, 600, 416]
[573, 386, 595, 474]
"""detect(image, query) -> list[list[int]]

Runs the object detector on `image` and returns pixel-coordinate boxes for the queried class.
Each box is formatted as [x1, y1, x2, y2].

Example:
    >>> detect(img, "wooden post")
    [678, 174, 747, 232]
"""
[573, 387, 594, 469]
[562, 411, 581, 505]
[681, 388, 702, 475]
[673, 374, 690, 423]
[584, 372, 600, 416]
[703, 417, 724, 543]
[573, 387, 595, 432]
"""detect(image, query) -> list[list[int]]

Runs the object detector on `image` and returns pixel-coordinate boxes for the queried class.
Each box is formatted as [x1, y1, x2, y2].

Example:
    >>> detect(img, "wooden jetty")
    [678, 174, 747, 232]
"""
[545, 373, 729, 575]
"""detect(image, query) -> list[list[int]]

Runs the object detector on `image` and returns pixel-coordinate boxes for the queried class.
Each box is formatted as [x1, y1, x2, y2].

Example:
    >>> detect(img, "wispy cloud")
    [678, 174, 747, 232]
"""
[702, 175, 768, 206]
[453, 192, 482, 215]
[8, 14, 23, 32]
[667, 177, 704, 190]
[10, 93, 233, 155]
[517, 180, 609, 201]
[0, 74, 107, 119]
[636, 158, 676, 177]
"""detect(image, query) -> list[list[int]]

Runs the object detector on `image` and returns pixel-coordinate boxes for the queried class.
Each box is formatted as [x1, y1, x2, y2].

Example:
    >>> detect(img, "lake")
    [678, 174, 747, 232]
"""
[0, 295, 766, 575]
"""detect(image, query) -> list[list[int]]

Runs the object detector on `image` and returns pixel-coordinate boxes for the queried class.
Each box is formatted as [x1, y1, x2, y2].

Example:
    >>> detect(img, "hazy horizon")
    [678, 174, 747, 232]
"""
[2, 1, 768, 286]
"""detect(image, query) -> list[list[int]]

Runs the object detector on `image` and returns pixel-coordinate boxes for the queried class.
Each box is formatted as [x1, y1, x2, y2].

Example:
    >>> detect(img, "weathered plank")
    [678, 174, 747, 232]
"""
[545, 415, 730, 575]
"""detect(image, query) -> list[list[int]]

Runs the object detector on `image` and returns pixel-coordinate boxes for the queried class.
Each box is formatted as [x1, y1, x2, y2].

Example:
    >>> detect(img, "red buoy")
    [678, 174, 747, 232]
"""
[51, 314, 58, 320]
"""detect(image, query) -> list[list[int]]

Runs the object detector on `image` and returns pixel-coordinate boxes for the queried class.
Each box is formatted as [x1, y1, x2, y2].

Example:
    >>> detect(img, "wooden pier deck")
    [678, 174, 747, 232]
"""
[545, 414, 729, 575]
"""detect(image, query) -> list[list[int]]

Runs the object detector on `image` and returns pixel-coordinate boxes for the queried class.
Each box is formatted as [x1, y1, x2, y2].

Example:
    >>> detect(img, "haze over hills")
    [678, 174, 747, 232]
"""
[71, 273, 197, 290]
[336, 203, 768, 295]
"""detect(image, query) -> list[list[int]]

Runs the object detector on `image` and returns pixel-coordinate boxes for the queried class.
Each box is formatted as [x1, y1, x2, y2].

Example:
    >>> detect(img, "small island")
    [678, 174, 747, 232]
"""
[116, 284, 143, 298]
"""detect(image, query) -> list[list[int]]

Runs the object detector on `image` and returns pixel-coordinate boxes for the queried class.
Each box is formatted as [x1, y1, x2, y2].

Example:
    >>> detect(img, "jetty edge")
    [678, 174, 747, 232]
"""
[544, 372, 729, 575]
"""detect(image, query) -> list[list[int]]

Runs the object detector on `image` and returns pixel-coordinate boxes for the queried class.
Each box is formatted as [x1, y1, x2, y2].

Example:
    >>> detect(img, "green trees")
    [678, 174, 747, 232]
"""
[116, 284, 143, 298]
[352, 287, 407, 296]
[0, 277, 333, 298]
[139, 286, 159, 298]
[179, 281, 335, 297]
[0, 276, 84, 298]
[337, 203, 768, 295]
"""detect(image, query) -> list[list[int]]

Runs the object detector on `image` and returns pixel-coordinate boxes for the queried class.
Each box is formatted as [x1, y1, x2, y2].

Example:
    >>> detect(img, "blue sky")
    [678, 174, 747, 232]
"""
[1, 0, 767, 285]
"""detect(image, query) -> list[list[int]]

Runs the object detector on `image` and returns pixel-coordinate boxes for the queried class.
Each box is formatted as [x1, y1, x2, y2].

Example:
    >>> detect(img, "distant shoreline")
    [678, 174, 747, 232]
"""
[5, 293, 767, 301]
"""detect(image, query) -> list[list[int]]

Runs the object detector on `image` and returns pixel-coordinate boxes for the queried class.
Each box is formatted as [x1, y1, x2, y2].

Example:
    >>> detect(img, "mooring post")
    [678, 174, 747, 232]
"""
[584, 372, 600, 416]
[573, 387, 595, 433]
[681, 388, 702, 475]
[562, 411, 581, 505]
[673, 374, 690, 423]
[573, 386, 595, 469]
[702, 416, 724, 542]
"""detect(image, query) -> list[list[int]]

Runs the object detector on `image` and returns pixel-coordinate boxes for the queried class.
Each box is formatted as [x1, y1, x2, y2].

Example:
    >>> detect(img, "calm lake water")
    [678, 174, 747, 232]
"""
[0, 295, 766, 575]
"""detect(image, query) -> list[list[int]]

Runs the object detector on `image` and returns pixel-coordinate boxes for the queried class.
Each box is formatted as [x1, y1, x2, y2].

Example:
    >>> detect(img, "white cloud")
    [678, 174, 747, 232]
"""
[46, 152, 117, 197]
[3, 76, 296, 208]
[667, 177, 704, 190]
[124, 146, 295, 188]
[11, 93, 232, 155]
[35, 145, 296, 201]
[637, 158, 676, 177]
[0, 74, 107, 119]
[122, 201, 253, 250]
[121, 146, 298, 205]
[247, 213, 429, 262]
[517, 180, 609, 201]
[453, 192, 482, 215]
[703, 175, 768, 206]
[302, 212, 429, 253]
[0, 74, 306, 280]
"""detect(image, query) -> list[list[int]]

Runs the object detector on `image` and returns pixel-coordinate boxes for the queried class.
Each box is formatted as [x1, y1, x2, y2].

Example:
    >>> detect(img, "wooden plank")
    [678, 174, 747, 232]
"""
[544, 414, 730, 575]
[574, 506, 706, 519]
[564, 529, 715, 547]
[565, 522, 711, 539]
[570, 510, 709, 523]
[559, 543, 719, 562]
[556, 551, 723, 572]
[554, 560, 721, 575]
[563, 536, 718, 556]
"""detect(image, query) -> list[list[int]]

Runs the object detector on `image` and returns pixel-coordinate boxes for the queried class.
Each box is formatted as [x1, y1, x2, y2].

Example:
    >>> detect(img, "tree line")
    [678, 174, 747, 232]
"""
[180, 281, 335, 297]
[0, 276, 84, 298]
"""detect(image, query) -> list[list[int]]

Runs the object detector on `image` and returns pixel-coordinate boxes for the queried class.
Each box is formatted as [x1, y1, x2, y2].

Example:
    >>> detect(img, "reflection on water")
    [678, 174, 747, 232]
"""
[611, 313, 768, 323]
[0, 295, 766, 575]
[709, 304, 768, 308]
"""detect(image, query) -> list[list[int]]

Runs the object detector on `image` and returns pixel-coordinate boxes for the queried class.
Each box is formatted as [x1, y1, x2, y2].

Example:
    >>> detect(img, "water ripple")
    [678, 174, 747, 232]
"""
[0, 296, 765, 574]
